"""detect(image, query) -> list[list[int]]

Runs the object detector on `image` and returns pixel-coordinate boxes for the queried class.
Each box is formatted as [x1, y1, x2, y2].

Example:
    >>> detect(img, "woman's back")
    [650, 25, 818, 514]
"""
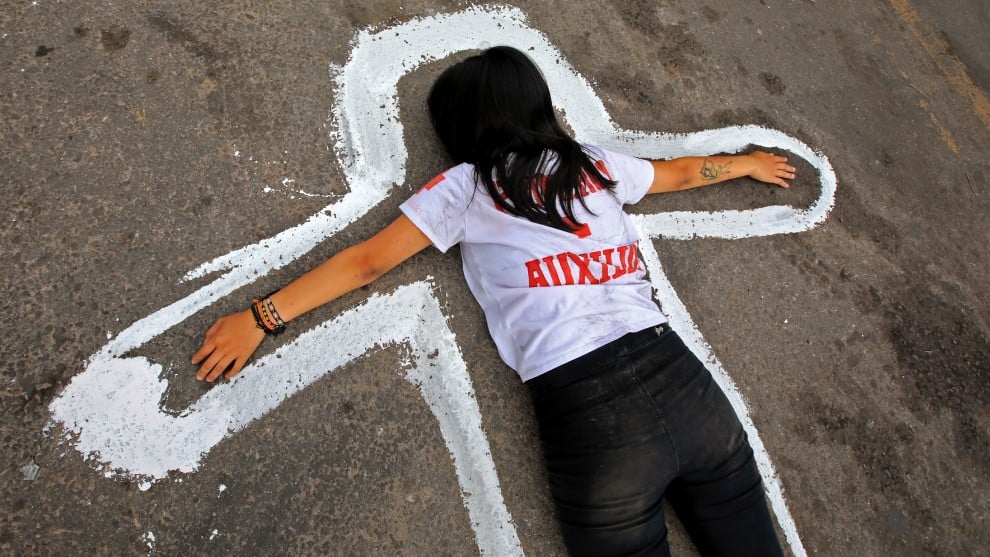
[400, 145, 666, 381]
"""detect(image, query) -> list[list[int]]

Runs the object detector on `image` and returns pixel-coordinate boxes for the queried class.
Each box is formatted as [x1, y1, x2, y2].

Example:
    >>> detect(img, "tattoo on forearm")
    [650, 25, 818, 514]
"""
[700, 158, 732, 182]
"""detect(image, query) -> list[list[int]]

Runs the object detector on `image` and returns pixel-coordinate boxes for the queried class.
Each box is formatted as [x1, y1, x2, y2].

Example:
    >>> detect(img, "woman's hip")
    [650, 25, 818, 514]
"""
[528, 324, 748, 474]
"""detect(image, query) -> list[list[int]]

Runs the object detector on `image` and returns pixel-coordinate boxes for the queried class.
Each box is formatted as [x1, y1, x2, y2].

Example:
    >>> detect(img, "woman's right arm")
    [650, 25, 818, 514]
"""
[647, 151, 795, 194]
[192, 215, 432, 382]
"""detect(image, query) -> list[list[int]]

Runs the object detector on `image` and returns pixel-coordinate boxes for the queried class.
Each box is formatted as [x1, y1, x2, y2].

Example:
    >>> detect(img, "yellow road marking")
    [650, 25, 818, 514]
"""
[889, 0, 990, 132]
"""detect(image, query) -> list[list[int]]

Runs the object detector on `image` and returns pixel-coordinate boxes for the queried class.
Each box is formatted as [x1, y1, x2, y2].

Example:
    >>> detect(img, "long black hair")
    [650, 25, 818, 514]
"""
[427, 46, 615, 232]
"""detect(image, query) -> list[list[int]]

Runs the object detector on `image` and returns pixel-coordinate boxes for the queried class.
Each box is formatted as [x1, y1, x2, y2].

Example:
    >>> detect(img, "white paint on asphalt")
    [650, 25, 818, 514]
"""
[140, 531, 155, 552]
[49, 5, 835, 556]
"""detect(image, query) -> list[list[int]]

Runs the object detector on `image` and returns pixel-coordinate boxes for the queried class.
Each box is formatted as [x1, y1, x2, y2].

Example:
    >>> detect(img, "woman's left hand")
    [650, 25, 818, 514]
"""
[192, 310, 266, 382]
[748, 151, 796, 188]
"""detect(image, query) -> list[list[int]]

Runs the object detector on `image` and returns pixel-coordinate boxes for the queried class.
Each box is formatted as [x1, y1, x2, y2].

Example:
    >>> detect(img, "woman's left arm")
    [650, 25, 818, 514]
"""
[647, 151, 796, 194]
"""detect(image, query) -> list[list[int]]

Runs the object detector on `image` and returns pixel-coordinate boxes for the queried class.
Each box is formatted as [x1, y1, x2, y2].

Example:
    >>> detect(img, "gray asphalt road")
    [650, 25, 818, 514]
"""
[2, 1, 987, 555]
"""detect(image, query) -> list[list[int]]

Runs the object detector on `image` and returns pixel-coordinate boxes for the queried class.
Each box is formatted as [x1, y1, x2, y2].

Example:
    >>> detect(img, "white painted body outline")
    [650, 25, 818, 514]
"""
[48, 6, 835, 556]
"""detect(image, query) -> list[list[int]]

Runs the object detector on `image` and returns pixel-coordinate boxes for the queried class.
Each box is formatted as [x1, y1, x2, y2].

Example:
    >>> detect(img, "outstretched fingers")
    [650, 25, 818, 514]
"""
[196, 349, 230, 382]
[775, 155, 797, 178]
[192, 310, 267, 383]
[774, 160, 796, 188]
[752, 151, 796, 188]
[224, 357, 247, 379]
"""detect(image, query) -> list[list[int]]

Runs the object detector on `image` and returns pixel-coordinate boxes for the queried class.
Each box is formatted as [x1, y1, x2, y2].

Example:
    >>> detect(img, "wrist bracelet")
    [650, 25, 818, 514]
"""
[250, 290, 286, 336]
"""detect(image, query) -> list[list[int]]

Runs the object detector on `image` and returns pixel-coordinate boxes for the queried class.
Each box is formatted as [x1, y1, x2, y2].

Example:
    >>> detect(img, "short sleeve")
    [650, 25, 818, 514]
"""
[592, 147, 655, 205]
[399, 165, 472, 253]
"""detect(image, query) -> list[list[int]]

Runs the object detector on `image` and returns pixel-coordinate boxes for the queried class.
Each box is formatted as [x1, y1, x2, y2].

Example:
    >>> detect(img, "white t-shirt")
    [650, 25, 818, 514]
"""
[400, 145, 667, 381]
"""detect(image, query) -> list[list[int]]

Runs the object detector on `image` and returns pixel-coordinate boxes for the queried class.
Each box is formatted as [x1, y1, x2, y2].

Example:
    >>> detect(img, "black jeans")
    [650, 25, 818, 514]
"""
[527, 325, 784, 557]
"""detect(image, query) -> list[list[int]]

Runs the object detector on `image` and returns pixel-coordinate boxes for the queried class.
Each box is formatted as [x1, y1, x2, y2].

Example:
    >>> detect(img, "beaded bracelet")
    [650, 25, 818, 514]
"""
[250, 290, 286, 336]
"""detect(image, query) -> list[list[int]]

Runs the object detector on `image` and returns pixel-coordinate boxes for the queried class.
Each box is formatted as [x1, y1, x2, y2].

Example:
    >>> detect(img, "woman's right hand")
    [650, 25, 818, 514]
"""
[192, 310, 266, 383]
[747, 151, 796, 188]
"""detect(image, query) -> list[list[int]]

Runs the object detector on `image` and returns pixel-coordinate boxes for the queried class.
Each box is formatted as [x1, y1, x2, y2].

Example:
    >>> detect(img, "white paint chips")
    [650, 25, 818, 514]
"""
[48, 5, 834, 556]
[140, 531, 155, 551]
